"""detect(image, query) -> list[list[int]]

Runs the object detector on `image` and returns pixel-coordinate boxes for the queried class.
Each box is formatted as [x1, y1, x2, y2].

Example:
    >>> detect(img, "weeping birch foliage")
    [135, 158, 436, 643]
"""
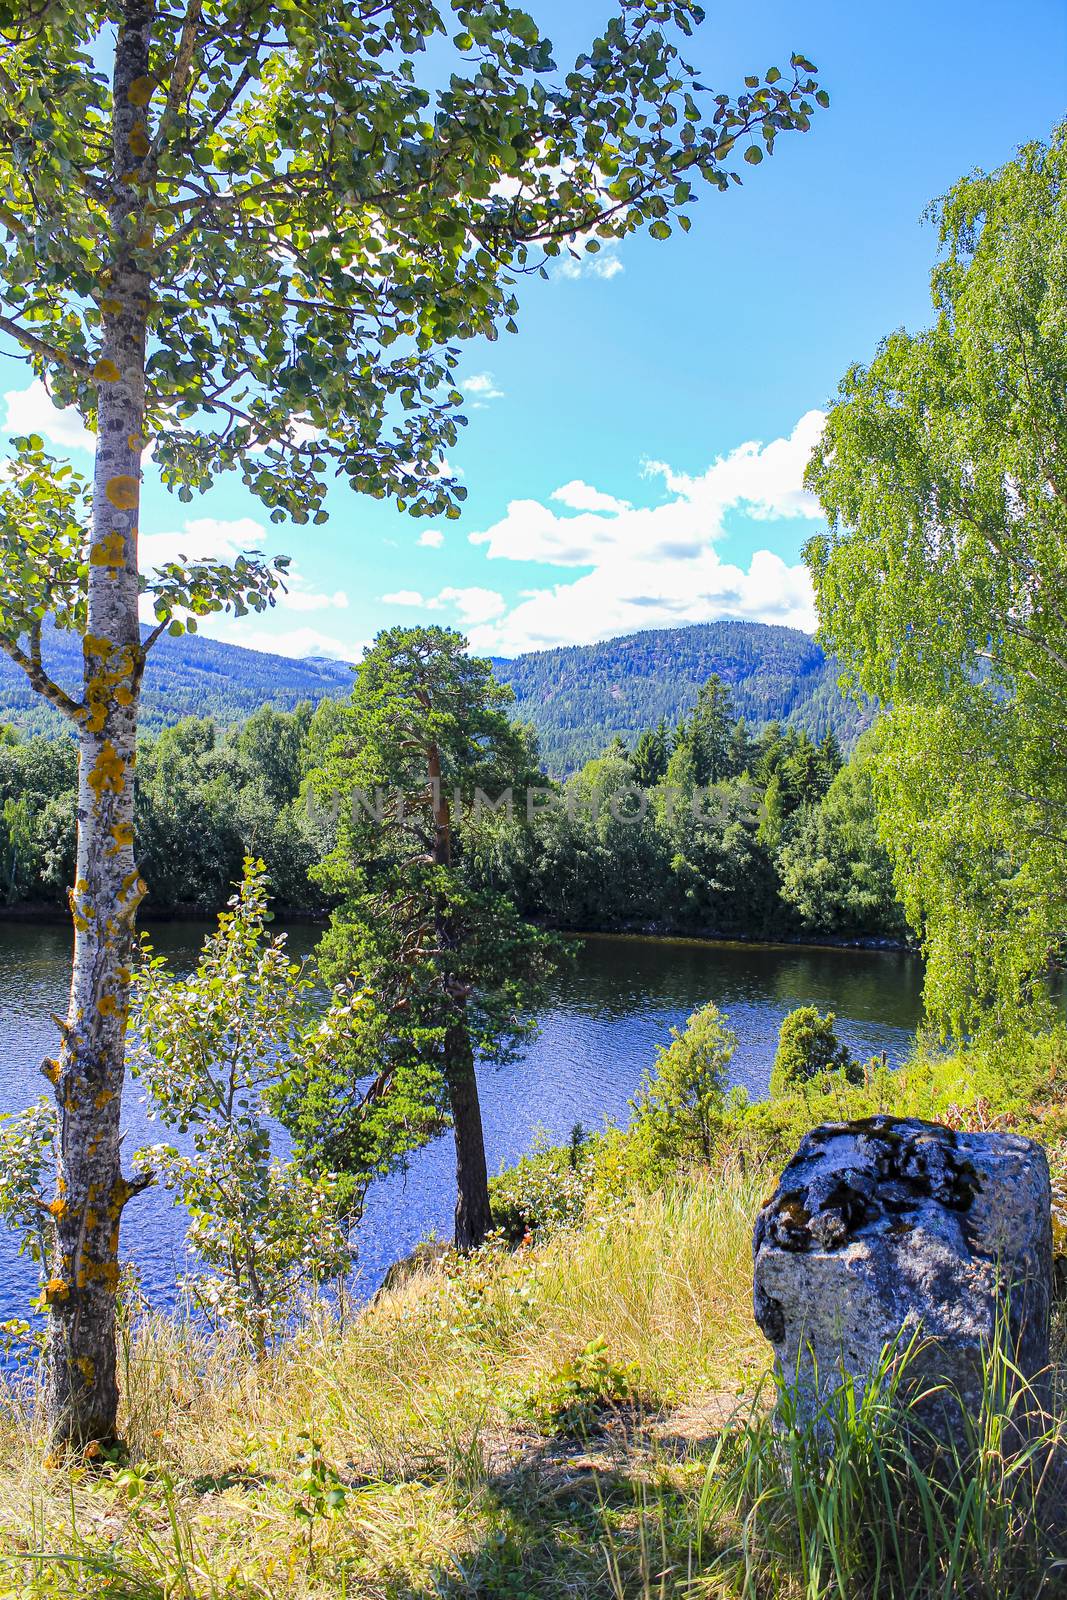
[806, 125, 1067, 1034]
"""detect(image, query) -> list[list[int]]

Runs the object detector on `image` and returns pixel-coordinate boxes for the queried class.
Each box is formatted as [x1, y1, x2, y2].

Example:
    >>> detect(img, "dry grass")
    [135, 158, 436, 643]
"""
[5, 1156, 1062, 1599]
[0, 1166, 767, 1599]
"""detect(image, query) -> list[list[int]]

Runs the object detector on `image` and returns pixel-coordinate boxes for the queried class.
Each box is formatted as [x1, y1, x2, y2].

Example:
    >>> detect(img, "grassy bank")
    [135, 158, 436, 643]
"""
[3, 1034, 1067, 1597]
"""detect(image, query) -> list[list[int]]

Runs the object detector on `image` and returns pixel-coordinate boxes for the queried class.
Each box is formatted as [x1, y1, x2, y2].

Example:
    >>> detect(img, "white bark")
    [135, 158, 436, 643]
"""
[43, 0, 154, 1448]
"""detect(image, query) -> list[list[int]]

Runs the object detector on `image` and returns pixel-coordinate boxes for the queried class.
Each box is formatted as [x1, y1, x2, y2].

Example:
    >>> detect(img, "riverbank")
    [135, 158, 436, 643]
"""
[558, 924, 914, 953]
[4, 1029, 1066, 1597]
[0, 898, 914, 956]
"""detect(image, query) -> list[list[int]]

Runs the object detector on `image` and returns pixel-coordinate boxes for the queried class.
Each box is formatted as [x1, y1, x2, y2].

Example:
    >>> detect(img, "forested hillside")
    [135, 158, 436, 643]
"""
[0, 619, 863, 765]
[491, 621, 868, 771]
[0, 625, 355, 734]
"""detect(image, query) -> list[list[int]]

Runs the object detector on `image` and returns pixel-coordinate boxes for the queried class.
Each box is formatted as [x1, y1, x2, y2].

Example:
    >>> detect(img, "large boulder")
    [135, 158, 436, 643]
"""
[753, 1116, 1052, 1429]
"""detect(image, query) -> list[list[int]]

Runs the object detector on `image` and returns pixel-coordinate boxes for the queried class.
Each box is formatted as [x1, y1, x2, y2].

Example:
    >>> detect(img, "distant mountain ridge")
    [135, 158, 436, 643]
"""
[0, 619, 865, 767]
[490, 621, 867, 772]
[0, 626, 356, 736]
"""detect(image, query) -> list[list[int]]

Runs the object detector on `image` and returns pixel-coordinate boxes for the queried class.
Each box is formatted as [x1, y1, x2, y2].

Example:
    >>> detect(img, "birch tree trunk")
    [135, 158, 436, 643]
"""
[43, 0, 153, 1448]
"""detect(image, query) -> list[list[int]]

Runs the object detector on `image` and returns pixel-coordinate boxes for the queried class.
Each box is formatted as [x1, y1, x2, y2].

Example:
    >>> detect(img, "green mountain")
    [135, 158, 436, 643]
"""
[0, 619, 864, 767]
[0, 627, 355, 736]
[491, 621, 868, 773]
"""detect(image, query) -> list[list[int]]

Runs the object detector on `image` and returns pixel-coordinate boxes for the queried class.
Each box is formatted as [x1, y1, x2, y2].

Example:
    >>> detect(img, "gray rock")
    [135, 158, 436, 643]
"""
[753, 1116, 1052, 1430]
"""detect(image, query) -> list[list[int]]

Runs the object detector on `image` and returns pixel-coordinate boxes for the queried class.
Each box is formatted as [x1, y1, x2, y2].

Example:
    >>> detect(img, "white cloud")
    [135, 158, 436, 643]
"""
[4, 379, 94, 453]
[140, 515, 267, 573]
[418, 529, 445, 548]
[461, 371, 504, 407]
[381, 585, 506, 626]
[464, 411, 827, 654]
[551, 480, 631, 515]
[140, 515, 350, 638]
[557, 241, 624, 281]
[282, 578, 348, 613]
[197, 621, 362, 661]
[643, 408, 827, 524]
[435, 586, 507, 624]
[246, 414, 323, 454]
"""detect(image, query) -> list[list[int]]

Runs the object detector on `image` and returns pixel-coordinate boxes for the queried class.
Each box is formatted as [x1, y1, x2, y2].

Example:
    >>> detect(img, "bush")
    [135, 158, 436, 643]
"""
[525, 1336, 641, 1436]
[770, 1005, 862, 1097]
[489, 1124, 593, 1240]
[630, 1002, 736, 1165]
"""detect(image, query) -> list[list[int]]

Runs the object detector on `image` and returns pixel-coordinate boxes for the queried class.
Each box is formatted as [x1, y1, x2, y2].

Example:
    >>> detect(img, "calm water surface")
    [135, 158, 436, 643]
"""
[0, 920, 923, 1321]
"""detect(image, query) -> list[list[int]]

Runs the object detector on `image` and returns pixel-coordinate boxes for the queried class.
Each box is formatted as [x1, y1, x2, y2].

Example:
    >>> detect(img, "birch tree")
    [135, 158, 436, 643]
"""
[0, 0, 824, 1448]
[805, 126, 1067, 1033]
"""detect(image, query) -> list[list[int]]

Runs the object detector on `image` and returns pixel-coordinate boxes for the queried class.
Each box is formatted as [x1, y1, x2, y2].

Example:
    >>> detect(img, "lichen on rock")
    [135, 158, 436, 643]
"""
[753, 1115, 1052, 1429]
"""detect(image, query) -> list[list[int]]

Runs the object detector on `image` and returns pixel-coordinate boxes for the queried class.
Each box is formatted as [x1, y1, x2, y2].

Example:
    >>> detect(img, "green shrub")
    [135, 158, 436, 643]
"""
[631, 1002, 736, 1164]
[769, 1004, 862, 1097]
[489, 1123, 593, 1241]
[525, 1336, 641, 1436]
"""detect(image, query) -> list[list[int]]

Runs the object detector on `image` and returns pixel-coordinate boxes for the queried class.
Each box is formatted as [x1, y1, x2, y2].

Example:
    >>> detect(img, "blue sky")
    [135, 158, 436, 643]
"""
[3, 0, 1065, 661]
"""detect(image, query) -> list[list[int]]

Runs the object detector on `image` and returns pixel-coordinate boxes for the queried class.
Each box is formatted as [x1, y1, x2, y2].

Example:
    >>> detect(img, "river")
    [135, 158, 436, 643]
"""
[0, 920, 923, 1322]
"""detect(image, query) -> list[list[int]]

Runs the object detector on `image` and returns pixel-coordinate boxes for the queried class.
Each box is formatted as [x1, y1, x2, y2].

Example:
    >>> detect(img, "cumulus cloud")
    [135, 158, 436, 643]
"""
[551, 480, 631, 515]
[461, 372, 504, 407]
[140, 515, 350, 637]
[282, 579, 348, 613]
[198, 621, 361, 661]
[140, 516, 267, 574]
[556, 241, 624, 281]
[643, 408, 827, 524]
[381, 585, 507, 627]
[4, 379, 94, 453]
[464, 410, 827, 654]
[418, 529, 445, 548]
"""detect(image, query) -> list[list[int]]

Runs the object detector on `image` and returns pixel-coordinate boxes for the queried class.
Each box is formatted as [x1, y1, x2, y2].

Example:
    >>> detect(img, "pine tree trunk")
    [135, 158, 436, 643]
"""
[426, 742, 493, 1250]
[43, 0, 153, 1449]
[445, 1018, 492, 1250]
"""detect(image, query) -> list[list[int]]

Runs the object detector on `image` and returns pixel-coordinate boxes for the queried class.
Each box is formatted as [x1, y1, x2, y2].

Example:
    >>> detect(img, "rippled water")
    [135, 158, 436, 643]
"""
[0, 920, 923, 1320]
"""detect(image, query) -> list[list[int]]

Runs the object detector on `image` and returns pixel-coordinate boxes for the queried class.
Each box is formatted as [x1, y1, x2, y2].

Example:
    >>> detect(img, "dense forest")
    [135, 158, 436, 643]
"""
[0, 667, 904, 943]
[0, 618, 866, 771]
[492, 620, 872, 772]
[0, 622, 355, 736]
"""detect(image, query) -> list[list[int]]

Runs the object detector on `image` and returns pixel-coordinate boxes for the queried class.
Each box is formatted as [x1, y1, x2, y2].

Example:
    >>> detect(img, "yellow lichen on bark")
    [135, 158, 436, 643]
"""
[128, 121, 150, 157]
[85, 648, 138, 732]
[88, 742, 126, 799]
[109, 821, 134, 851]
[89, 532, 126, 568]
[93, 358, 121, 383]
[105, 476, 139, 510]
[127, 74, 155, 106]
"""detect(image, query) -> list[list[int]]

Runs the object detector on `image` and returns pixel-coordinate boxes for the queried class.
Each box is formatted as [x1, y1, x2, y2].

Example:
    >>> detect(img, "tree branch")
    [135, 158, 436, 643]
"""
[0, 314, 93, 379]
[0, 635, 83, 721]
